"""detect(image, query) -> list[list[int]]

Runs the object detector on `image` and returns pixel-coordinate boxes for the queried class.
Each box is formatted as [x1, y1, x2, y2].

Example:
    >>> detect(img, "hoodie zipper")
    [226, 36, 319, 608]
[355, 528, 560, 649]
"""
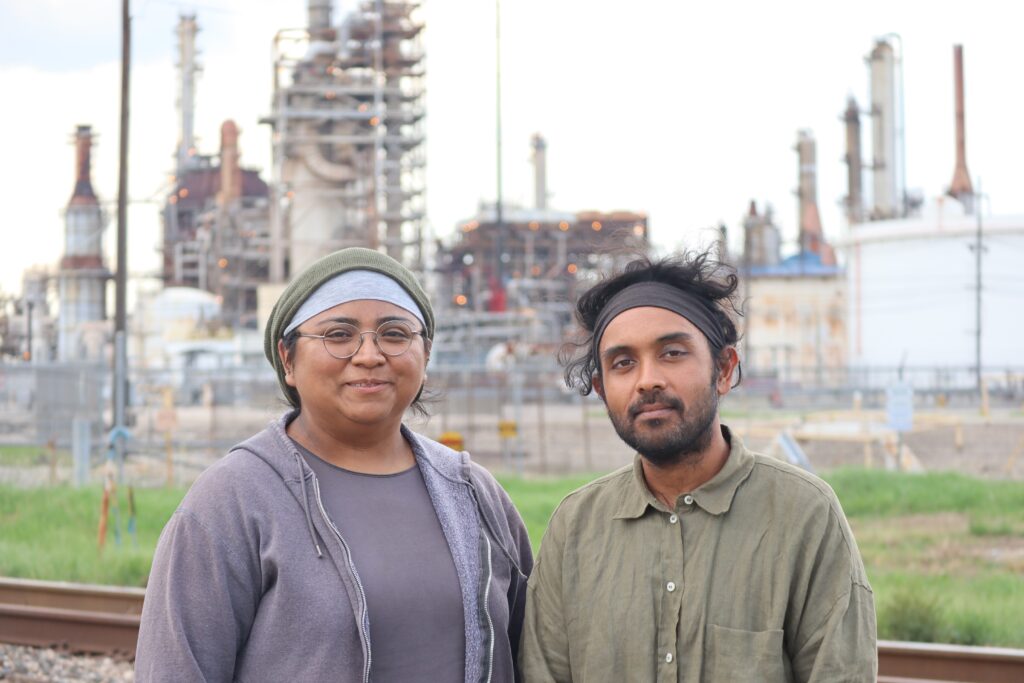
[313, 477, 372, 683]
[482, 534, 494, 683]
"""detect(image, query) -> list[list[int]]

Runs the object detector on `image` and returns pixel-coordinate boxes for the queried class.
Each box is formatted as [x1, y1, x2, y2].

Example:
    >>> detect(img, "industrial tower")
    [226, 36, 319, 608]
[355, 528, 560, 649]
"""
[58, 126, 111, 362]
[264, 0, 427, 281]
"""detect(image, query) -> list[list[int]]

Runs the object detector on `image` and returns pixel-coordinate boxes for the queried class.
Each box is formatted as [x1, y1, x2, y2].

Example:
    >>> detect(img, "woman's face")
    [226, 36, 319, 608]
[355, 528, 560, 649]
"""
[280, 299, 429, 434]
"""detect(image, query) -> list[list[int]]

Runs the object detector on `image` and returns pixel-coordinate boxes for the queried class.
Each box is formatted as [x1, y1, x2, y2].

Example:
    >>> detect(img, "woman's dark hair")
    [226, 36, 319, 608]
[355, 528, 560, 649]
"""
[560, 248, 743, 395]
[279, 330, 435, 417]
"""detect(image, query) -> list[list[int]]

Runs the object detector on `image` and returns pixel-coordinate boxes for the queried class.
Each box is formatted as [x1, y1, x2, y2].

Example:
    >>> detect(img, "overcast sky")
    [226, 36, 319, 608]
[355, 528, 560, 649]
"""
[2, 0, 1023, 296]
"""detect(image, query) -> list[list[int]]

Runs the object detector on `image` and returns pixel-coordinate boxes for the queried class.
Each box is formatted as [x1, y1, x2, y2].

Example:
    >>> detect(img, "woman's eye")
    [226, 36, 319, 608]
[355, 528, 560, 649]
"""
[379, 326, 412, 340]
[325, 329, 354, 340]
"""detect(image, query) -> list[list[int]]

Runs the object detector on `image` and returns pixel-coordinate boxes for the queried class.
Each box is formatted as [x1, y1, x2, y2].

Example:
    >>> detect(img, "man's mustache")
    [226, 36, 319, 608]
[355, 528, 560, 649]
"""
[628, 391, 684, 419]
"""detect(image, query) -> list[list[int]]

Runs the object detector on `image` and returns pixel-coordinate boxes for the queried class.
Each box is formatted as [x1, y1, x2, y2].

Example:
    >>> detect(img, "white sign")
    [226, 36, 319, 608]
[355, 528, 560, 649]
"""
[886, 382, 914, 432]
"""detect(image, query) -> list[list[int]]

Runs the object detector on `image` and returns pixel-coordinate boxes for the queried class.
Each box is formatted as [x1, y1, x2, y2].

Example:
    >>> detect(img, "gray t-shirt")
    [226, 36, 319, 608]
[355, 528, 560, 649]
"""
[296, 441, 465, 682]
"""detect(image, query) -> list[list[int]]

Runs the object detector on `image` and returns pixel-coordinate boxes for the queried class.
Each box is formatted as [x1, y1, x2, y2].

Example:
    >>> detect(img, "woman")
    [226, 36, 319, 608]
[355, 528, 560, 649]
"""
[136, 248, 533, 682]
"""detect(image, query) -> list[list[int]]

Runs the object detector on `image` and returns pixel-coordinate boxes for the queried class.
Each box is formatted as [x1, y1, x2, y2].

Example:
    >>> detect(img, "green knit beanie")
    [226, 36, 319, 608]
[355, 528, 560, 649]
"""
[264, 247, 434, 408]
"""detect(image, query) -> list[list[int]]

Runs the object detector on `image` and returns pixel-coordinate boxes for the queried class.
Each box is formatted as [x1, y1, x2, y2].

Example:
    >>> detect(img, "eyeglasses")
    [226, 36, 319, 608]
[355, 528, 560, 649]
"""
[294, 320, 424, 360]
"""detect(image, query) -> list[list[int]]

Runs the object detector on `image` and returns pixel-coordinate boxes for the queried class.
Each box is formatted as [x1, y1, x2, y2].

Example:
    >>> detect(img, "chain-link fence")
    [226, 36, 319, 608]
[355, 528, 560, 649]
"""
[2, 359, 1023, 486]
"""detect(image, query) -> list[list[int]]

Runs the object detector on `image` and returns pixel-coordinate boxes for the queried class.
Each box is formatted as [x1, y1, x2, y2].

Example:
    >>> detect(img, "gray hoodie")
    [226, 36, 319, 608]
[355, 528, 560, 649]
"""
[135, 412, 533, 683]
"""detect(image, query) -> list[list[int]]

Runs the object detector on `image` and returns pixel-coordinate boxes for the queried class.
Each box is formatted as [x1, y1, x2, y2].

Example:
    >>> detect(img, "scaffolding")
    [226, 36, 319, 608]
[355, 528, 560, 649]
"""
[264, 0, 426, 281]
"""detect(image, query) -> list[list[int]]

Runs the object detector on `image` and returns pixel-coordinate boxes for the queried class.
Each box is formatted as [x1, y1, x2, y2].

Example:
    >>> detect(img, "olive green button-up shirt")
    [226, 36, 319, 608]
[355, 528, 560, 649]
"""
[520, 429, 876, 682]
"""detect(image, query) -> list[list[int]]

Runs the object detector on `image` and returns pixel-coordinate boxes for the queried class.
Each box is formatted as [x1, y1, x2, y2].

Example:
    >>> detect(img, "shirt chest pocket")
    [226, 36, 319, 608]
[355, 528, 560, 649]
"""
[708, 625, 788, 683]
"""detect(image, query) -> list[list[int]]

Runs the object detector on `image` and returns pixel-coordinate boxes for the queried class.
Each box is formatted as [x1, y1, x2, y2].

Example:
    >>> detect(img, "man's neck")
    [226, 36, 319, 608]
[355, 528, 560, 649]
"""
[640, 420, 731, 509]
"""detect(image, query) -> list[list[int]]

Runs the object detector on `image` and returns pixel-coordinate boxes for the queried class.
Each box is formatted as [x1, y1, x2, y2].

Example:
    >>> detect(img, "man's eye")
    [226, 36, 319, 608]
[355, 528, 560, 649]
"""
[610, 357, 634, 370]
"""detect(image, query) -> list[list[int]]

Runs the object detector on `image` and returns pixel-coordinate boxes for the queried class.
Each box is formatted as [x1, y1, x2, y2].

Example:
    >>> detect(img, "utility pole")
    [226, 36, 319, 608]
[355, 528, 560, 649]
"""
[971, 181, 984, 398]
[494, 0, 505, 292]
[113, 0, 131, 481]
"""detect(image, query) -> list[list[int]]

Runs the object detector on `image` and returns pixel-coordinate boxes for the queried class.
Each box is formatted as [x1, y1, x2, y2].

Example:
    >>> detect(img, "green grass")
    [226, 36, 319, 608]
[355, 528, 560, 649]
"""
[0, 485, 186, 586]
[497, 474, 595, 549]
[2, 467, 1024, 647]
[0, 444, 71, 467]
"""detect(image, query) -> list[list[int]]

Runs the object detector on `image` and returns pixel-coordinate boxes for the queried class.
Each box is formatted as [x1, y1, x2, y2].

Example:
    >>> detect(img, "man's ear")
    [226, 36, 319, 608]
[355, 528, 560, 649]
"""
[716, 346, 739, 395]
[278, 339, 297, 388]
[592, 373, 605, 400]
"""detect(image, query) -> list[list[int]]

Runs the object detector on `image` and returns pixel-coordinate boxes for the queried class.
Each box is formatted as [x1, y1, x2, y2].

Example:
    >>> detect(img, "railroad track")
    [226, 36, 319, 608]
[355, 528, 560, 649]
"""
[1, 577, 1023, 681]
[0, 577, 144, 657]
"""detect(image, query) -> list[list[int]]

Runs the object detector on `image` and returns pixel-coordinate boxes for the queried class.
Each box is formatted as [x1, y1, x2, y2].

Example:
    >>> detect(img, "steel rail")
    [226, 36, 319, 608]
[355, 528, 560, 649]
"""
[2, 577, 1024, 680]
[0, 577, 144, 656]
[878, 639, 1024, 682]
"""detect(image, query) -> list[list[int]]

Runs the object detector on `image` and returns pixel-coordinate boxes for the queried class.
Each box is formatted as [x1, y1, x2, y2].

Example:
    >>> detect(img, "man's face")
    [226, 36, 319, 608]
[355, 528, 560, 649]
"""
[593, 307, 733, 466]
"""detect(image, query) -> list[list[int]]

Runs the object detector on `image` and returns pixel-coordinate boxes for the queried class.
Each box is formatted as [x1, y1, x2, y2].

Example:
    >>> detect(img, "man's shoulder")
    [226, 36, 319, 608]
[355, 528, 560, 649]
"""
[744, 452, 848, 515]
[551, 463, 635, 519]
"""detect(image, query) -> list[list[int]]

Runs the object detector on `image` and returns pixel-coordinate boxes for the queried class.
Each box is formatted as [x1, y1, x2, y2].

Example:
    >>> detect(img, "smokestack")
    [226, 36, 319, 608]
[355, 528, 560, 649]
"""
[947, 44, 974, 212]
[868, 39, 899, 219]
[218, 120, 242, 207]
[531, 133, 548, 210]
[70, 125, 97, 205]
[843, 96, 864, 224]
[796, 130, 836, 266]
[176, 15, 200, 173]
[308, 0, 333, 40]
[796, 130, 823, 239]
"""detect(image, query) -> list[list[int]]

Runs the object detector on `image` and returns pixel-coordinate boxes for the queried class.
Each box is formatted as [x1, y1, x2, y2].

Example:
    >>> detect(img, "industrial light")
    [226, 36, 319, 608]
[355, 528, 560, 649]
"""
[455, 294, 468, 306]
[559, 221, 569, 231]
[567, 264, 578, 274]
[591, 221, 602, 231]
[218, 258, 229, 269]
[633, 224, 645, 236]
[528, 221, 540, 230]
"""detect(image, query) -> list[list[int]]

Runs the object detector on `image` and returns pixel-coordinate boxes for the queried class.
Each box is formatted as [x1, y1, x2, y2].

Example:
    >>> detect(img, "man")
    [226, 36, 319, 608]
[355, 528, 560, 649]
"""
[521, 251, 876, 682]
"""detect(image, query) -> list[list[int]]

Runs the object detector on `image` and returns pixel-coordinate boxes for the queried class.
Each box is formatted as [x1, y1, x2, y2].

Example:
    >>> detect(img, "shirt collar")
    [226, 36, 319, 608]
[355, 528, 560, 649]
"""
[612, 425, 756, 519]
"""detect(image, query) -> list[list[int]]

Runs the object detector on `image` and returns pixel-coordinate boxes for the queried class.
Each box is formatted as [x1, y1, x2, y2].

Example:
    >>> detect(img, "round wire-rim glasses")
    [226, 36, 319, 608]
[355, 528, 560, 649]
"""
[294, 320, 424, 360]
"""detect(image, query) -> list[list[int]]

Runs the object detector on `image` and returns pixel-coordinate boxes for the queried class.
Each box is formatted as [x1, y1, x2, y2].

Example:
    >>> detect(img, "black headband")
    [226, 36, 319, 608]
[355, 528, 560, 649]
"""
[592, 281, 728, 368]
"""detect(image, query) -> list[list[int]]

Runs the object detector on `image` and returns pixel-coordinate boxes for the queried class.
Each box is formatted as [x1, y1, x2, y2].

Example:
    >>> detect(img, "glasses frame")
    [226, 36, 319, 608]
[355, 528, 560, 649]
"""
[294, 320, 425, 360]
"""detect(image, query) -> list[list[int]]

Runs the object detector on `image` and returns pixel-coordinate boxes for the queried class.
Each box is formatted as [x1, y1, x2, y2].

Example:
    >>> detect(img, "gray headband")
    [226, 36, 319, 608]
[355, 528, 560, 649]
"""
[284, 270, 425, 335]
[592, 282, 728, 367]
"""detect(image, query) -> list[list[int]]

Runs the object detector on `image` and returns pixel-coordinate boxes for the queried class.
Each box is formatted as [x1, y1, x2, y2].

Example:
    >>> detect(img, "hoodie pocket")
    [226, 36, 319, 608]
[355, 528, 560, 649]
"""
[709, 625, 787, 683]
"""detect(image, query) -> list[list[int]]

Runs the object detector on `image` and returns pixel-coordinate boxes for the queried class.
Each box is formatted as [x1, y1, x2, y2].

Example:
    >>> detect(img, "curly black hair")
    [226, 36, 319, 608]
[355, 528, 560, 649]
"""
[560, 248, 743, 395]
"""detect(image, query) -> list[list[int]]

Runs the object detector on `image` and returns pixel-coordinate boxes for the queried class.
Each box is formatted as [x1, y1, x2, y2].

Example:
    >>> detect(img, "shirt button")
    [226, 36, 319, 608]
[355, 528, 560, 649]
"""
[683, 495, 694, 505]
[669, 514, 678, 524]
[665, 652, 674, 663]
[666, 581, 676, 592]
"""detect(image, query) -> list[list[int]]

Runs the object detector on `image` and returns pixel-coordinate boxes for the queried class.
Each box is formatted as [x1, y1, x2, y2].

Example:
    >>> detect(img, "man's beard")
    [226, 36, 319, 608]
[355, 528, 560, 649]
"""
[607, 379, 719, 467]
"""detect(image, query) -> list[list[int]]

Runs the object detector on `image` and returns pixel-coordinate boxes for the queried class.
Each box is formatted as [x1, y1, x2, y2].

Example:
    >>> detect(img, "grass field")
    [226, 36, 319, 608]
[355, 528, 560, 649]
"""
[0, 444, 70, 468]
[1, 467, 1023, 646]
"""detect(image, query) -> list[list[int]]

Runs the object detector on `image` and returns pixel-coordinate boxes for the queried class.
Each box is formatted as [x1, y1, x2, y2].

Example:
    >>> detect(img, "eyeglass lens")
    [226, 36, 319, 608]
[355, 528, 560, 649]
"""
[321, 321, 416, 359]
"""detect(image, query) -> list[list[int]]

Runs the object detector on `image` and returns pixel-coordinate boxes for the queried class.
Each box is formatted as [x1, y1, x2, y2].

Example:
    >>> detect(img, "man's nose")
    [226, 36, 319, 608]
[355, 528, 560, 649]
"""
[635, 359, 666, 393]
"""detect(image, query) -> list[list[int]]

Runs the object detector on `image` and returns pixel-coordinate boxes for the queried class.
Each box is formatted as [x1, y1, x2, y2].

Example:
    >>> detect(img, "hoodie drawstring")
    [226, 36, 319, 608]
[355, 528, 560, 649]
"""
[294, 452, 324, 558]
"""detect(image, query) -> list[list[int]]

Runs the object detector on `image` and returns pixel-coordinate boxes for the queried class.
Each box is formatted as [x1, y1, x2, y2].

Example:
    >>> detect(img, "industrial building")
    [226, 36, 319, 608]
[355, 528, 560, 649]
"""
[739, 130, 845, 387]
[843, 43, 1024, 387]
[262, 0, 427, 281]
[57, 125, 112, 362]
[431, 135, 650, 363]
[161, 16, 272, 329]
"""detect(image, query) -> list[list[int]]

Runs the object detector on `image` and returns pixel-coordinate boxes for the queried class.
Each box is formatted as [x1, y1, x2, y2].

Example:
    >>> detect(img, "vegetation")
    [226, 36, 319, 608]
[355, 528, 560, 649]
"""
[0, 444, 70, 468]
[1, 467, 1022, 646]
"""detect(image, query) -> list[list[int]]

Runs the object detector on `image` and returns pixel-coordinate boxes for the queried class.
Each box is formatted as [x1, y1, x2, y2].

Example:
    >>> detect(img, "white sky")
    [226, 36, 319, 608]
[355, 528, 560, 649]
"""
[2, 0, 1023, 297]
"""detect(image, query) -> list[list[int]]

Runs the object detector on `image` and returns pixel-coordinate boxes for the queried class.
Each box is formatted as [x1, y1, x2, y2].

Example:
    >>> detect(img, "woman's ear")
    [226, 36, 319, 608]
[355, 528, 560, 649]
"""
[278, 339, 297, 387]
